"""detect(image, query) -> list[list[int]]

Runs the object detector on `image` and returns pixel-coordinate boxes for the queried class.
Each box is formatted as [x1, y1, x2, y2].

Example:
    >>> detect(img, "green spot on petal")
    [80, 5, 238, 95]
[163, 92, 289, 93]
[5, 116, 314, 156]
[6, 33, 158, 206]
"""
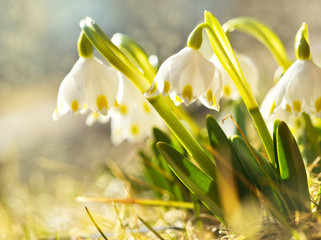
[206, 90, 213, 102]
[131, 124, 139, 136]
[143, 102, 151, 113]
[269, 101, 276, 115]
[96, 95, 108, 111]
[71, 100, 79, 112]
[163, 81, 170, 94]
[120, 104, 128, 115]
[315, 97, 321, 112]
[293, 100, 301, 112]
[286, 104, 292, 113]
[223, 85, 231, 97]
[182, 84, 193, 101]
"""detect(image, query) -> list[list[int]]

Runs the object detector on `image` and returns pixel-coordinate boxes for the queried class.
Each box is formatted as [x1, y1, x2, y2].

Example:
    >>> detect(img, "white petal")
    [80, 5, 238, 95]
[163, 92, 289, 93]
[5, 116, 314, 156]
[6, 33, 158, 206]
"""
[148, 47, 221, 109]
[83, 57, 121, 115]
[199, 69, 222, 110]
[210, 52, 260, 99]
[85, 112, 110, 126]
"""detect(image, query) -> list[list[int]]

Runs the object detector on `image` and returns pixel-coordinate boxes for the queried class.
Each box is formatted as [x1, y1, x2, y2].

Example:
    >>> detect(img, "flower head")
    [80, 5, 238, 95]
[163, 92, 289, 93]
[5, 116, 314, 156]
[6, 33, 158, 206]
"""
[146, 47, 222, 110]
[86, 75, 164, 145]
[53, 56, 121, 120]
[210, 52, 260, 99]
[266, 59, 321, 119]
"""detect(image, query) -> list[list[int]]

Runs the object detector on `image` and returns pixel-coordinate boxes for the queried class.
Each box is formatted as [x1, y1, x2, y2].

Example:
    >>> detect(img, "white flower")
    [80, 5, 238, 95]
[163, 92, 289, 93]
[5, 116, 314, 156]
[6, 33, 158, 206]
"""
[210, 52, 260, 99]
[53, 56, 121, 120]
[260, 85, 295, 132]
[111, 76, 164, 144]
[146, 47, 222, 111]
[86, 75, 164, 145]
[267, 59, 321, 118]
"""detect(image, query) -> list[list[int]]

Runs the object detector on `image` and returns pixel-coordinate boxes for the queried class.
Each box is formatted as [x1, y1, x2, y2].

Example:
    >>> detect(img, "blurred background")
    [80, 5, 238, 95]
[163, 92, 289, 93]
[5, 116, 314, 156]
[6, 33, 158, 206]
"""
[1, 0, 321, 238]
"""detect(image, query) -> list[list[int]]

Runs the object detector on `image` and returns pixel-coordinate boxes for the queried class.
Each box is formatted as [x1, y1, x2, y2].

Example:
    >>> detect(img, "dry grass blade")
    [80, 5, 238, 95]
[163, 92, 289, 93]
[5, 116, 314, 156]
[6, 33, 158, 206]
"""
[137, 215, 165, 240]
[85, 206, 109, 240]
[77, 196, 194, 208]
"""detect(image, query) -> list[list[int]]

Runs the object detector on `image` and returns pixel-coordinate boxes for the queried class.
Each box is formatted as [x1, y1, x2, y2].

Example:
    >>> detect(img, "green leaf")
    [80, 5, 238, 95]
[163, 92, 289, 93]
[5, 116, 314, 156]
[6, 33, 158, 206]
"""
[276, 121, 310, 212]
[206, 115, 252, 200]
[140, 151, 176, 199]
[111, 33, 157, 80]
[152, 128, 187, 201]
[222, 17, 292, 70]
[230, 135, 285, 213]
[273, 119, 281, 169]
[156, 142, 224, 223]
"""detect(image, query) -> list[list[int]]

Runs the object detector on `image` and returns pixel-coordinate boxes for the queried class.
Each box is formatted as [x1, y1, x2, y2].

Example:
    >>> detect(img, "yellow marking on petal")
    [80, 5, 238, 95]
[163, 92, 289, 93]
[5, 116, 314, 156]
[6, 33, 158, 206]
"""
[286, 104, 292, 113]
[175, 95, 182, 103]
[295, 118, 302, 129]
[182, 84, 193, 101]
[163, 81, 171, 94]
[143, 102, 151, 113]
[148, 83, 158, 95]
[212, 95, 217, 107]
[293, 100, 301, 112]
[96, 95, 108, 111]
[269, 101, 276, 115]
[315, 97, 321, 112]
[114, 100, 119, 108]
[71, 100, 79, 112]
[131, 124, 139, 136]
[206, 90, 213, 102]
[92, 112, 99, 119]
[120, 104, 128, 115]
[223, 85, 231, 97]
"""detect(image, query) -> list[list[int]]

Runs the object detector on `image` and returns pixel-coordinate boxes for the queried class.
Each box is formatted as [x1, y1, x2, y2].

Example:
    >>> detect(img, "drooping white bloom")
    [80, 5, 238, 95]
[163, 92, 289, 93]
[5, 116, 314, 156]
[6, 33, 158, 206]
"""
[53, 56, 121, 120]
[111, 76, 164, 144]
[146, 47, 222, 111]
[210, 52, 260, 99]
[260, 85, 294, 132]
[266, 59, 321, 119]
[86, 74, 164, 145]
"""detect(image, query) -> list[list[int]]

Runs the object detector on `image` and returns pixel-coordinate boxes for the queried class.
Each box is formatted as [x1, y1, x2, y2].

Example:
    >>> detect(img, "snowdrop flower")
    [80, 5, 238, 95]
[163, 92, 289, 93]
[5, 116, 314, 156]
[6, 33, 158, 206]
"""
[146, 47, 222, 111]
[260, 85, 294, 132]
[267, 59, 321, 118]
[110, 76, 164, 145]
[86, 74, 164, 145]
[264, 23, 321, 120]
[53, 56, 121, 120]
[210, 52, 260, 99]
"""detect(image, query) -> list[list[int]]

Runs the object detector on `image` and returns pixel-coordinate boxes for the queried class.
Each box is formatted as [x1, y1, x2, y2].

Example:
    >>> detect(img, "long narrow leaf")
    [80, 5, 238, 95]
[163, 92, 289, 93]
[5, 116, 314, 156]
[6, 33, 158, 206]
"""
[156, 142, 224, 223]
[276, 121, 311, 213]
[230, 135, 285, 214]
[206, 115, 252, 200]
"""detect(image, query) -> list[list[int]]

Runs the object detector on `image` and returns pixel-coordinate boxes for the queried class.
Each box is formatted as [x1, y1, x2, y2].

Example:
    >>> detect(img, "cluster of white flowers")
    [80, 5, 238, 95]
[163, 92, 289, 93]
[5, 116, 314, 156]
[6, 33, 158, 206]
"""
[145, 47, 260, 109]
[261, 56, 321, 126]
[53, 55, 162, 145]
[54, 36, 321, 144]
[54, 44, 262, 144]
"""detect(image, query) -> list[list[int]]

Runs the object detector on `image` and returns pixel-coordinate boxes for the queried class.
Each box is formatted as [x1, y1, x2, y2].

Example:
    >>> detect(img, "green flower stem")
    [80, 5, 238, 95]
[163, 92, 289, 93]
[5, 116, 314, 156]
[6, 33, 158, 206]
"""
[295, 23, 311, 60]
[111, 33, 157, 80]
[80, 17, 215, 178]
[111, 32, 201, 136]
[249, 107, 275, 164]
[222, 17, 292, 70]
[149, 95, 217, 178]
[77, 31, 93, 58]
[203, 11, 275, 165]
[80, 17, 151, 93]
